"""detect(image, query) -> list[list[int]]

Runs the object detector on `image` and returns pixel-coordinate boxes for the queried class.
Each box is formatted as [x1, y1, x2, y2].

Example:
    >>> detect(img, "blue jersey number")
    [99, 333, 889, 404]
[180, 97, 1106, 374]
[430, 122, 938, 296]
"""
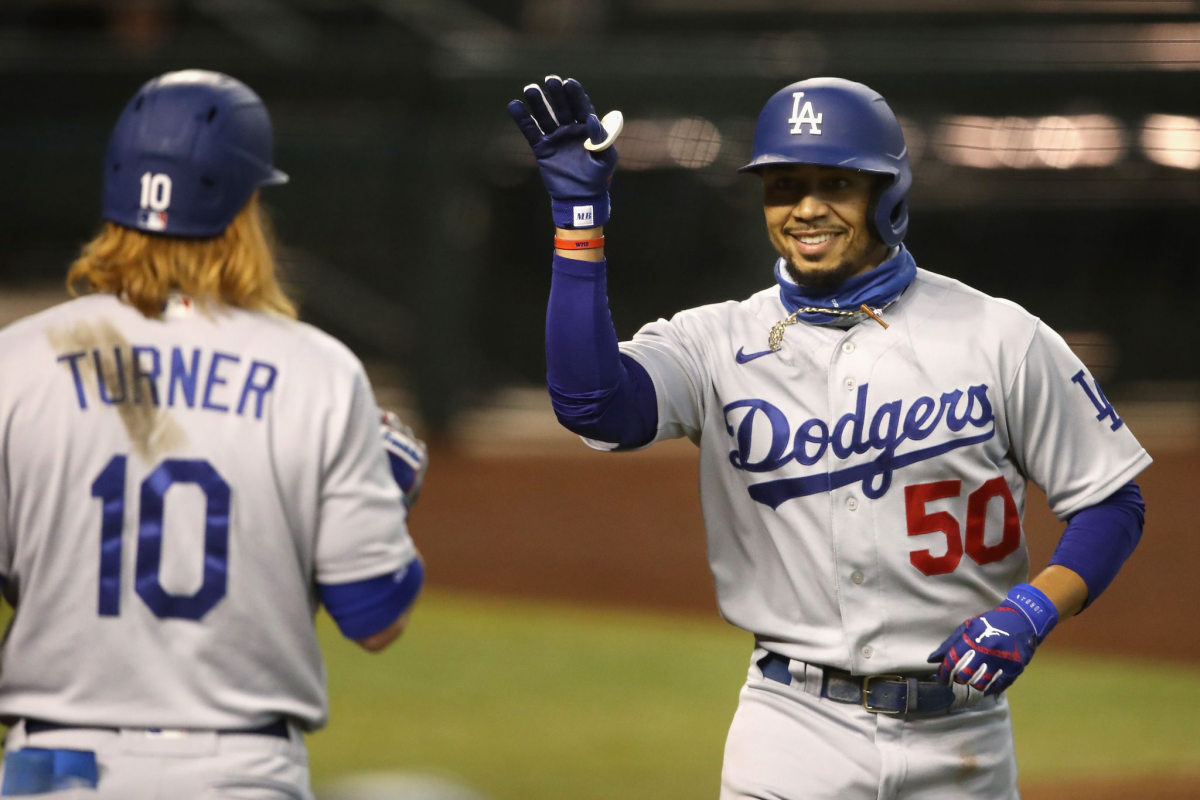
[91, 456, 231, 621]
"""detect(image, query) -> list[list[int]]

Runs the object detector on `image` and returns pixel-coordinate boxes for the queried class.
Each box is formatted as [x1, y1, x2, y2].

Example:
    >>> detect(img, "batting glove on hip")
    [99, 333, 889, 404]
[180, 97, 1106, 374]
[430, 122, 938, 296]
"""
[927, 583, 1059, 695]
[507, 76, 618, 228]
[381, 411, 428, 508]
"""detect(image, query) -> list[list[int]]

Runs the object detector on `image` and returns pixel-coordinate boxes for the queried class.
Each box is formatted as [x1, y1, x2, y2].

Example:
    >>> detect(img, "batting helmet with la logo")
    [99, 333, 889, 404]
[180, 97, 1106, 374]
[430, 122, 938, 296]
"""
[738, 77, 912, 247]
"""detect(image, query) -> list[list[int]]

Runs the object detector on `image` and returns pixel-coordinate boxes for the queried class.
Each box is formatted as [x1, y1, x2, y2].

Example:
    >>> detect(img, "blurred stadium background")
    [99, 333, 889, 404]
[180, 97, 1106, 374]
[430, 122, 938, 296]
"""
[3, 1, 1200, 798]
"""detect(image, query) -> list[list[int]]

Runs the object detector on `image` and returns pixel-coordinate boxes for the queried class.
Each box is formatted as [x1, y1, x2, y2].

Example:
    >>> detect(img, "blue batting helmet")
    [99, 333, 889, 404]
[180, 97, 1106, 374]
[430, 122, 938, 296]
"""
[102, 69, 288, 238]
[739, 77, 911, 246]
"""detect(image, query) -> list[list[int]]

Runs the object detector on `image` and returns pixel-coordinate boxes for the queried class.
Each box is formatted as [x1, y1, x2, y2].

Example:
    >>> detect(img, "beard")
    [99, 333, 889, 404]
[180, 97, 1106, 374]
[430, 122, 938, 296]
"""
[782, 255, 867, 290]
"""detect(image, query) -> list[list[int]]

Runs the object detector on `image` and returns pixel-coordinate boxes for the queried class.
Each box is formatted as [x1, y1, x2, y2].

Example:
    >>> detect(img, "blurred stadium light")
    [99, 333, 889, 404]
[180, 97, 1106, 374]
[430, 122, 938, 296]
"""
[665, 117, 723, 170]
[494, 109, 1141, 177]
[1140, 114, 1200, 169]
[934, 115, 1126, 170]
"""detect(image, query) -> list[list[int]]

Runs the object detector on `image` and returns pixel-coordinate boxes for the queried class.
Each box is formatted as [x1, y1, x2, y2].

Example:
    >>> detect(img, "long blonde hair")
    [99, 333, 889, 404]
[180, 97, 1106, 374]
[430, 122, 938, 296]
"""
[67, 193, 297, 320]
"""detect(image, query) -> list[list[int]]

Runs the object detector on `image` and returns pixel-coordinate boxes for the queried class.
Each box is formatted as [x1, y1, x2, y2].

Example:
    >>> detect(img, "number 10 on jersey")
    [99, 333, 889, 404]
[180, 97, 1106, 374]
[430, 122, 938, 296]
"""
[92, 456, 231, 621]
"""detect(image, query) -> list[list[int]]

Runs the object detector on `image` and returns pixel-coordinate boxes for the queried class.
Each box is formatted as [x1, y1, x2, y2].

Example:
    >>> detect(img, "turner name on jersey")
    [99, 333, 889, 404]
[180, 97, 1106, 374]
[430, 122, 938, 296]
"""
[57, 344, 279, 419]
[0, 293, 415, 731]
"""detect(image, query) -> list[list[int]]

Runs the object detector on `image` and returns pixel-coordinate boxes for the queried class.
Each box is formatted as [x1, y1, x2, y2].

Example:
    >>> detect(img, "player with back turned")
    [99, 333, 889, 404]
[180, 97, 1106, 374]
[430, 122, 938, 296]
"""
[509, 76, 1149, 797]
[0, 70, 427, 798]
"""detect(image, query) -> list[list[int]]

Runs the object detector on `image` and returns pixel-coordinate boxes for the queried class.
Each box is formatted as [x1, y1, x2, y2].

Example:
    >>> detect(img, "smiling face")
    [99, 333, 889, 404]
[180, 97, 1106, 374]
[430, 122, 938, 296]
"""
[761, 163, 890, 289]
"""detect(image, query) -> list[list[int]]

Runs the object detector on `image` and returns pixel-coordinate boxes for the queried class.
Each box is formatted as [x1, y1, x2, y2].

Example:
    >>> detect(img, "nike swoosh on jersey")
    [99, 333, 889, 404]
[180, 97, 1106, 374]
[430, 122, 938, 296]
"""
[735, 347, 775, 364]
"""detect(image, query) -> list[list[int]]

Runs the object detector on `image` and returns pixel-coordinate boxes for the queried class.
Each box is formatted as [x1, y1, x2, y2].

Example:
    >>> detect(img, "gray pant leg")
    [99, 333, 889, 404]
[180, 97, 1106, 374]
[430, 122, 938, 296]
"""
[720, 678, 881, 800]
[719, 652, 1019, 800]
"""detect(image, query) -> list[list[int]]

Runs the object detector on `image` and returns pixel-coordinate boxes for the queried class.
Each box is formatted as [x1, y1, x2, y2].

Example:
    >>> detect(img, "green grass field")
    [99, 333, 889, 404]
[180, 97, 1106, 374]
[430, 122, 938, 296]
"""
[311, 591, 1200, 798]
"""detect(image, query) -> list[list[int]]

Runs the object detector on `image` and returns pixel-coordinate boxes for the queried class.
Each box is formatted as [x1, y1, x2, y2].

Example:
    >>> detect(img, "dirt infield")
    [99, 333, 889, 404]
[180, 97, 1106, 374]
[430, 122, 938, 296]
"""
[413, 444, 1196, 661]
[1021, 775, 1200, 800]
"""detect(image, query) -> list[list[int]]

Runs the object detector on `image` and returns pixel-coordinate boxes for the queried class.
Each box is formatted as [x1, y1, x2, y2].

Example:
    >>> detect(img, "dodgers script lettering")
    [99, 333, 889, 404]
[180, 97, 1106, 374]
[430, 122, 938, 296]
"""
[722, 383, 995, 509]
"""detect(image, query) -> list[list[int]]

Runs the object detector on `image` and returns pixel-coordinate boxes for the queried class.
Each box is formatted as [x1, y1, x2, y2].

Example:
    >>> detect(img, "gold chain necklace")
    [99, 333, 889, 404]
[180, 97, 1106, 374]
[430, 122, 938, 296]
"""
[768, 303, 890, 352]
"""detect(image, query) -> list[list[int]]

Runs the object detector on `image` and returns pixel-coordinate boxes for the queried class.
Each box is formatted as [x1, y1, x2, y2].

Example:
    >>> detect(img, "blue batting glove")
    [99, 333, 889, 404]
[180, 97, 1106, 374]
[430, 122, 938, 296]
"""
[381, 411, 428, 508]
[926, 584, 1059, 695]
[507, 75, 617, 228]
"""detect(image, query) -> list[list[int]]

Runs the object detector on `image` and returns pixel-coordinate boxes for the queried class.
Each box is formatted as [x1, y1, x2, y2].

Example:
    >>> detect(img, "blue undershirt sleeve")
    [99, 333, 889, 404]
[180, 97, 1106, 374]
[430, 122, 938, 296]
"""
[1048, 480, 1144, 608]
[545, 253, 658, 448]
[318, 558, 424, 640]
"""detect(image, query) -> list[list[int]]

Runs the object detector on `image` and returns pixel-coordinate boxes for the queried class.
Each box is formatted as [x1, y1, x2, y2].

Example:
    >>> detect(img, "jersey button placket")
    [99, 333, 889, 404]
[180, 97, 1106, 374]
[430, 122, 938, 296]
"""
[828, 344, 871, 675]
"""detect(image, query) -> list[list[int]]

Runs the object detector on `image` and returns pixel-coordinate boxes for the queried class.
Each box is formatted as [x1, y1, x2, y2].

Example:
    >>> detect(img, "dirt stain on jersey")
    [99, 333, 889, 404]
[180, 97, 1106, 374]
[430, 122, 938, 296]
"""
[957, 746, 980, 783]
[48, 320, 185, 461]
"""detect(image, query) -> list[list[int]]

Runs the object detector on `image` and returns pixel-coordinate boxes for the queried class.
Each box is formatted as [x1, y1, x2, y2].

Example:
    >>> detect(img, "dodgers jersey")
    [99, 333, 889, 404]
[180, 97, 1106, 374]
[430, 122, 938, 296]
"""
[615, 267, 1151, 675]
[0, 294, 415, 730]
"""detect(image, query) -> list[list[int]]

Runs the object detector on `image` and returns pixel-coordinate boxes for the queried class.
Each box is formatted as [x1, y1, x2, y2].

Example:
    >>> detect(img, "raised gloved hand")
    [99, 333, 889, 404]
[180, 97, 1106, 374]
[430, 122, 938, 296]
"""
[381, 411, 428, 508]
[927, 584, 1059, 695]
[507, 75, 620, 229]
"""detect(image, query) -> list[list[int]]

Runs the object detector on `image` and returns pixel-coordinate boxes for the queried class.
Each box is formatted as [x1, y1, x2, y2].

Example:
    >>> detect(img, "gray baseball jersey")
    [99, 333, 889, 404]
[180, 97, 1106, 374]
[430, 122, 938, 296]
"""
[611, 267, 1150, 674]
[0, 294, 415, 731]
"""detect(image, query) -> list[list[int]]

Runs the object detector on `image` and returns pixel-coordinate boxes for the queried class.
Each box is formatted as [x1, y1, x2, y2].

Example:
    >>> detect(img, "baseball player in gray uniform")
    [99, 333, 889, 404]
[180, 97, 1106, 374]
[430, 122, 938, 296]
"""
[0, 70, 426, 798]
[509, 76, 1149, 797]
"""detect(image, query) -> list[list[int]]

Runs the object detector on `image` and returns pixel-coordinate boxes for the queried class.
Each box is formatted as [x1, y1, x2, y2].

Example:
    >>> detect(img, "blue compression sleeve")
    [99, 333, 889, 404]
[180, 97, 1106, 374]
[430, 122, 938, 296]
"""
[318, 559, 424, 640]
[546, 253, 658, 448]
[1048, 481, 1145, 608]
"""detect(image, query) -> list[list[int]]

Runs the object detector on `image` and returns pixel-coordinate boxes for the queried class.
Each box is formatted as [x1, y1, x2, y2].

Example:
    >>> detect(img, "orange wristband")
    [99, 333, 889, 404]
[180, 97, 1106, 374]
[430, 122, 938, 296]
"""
[554, 236, 605, 250]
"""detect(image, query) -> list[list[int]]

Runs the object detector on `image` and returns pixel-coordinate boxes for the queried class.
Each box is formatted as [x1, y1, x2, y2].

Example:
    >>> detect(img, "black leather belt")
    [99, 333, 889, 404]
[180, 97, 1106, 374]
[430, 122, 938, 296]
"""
[757, 652, 956, 715]
[23, 718, 290, 739]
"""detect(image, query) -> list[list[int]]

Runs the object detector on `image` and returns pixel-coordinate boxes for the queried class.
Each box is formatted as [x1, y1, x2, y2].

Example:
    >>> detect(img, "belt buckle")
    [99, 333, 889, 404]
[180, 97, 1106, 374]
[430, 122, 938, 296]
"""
[861, 674, 907, 714]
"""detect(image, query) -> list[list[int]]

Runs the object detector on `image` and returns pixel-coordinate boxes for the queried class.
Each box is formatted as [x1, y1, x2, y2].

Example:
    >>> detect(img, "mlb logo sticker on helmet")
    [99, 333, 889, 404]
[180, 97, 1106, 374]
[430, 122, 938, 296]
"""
[137, 210, 168, 231]
[788, 93, 823, 135]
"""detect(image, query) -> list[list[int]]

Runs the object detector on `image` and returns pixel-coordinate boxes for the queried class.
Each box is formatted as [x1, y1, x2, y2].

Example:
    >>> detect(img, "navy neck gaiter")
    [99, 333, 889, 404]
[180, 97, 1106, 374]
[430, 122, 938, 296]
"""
[775, 245, 917, 326]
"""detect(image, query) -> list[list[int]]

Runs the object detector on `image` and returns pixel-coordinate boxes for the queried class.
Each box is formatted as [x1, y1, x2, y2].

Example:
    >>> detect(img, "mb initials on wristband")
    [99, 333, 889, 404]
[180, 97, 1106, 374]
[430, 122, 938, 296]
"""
[554, 235, 605, 250]
[1007, 583, 1059, 642]
[551, 197, 610, 229]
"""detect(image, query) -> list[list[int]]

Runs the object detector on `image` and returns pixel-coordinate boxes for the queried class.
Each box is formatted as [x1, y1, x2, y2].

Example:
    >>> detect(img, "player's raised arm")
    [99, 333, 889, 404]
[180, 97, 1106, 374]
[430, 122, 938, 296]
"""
[507, 77, 659, 450]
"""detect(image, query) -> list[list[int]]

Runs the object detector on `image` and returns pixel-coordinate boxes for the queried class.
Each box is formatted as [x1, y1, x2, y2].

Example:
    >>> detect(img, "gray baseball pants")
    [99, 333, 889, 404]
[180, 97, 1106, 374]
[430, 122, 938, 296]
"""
[720, 647, 1020, 799]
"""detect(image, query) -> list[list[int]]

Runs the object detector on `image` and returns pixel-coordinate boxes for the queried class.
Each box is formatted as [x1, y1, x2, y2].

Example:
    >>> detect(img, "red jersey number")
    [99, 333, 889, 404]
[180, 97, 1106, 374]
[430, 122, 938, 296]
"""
[905, 477, 1021, 576]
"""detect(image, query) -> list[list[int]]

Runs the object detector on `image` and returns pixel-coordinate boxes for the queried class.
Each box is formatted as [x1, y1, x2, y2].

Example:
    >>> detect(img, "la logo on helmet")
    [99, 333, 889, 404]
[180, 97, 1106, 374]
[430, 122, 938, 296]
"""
[788, 92, 823, 135]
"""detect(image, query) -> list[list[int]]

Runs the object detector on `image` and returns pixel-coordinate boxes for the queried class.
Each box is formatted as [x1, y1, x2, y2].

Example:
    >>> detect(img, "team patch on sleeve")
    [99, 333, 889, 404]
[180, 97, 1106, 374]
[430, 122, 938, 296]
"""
[1070, 369, 1123, 431]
